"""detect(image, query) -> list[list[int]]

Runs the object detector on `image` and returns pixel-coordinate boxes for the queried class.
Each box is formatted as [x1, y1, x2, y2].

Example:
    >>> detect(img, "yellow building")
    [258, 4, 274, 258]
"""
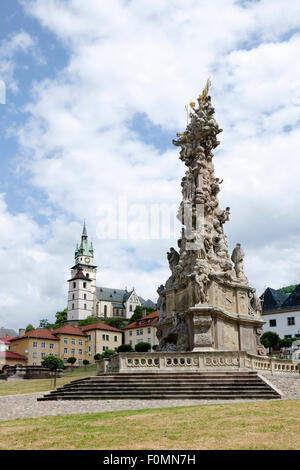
[81, 322, 123, 358]
[123, 311, 158, 349]
[51, 325, 88, 366]
[10, 328, 60, 366]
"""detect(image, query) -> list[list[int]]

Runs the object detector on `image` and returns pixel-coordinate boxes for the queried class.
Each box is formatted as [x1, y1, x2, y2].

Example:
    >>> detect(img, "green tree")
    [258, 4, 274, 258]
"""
[25, 324, 35, 333]
[105, 317, 125, 330]
[83, 359, 90, 368]
[78, 316, 100, 327]
[52, 308, 68, 329]
[39, 319, 54, 329]
[261, 331, 280, 352]
[279, 338, 293, 348]
[135, 342, 151, 352]
[41, 355, 64, 370]
[67, 357, 77, 365]
[117, 344, 133, 353]
[129, 306, 155, 323]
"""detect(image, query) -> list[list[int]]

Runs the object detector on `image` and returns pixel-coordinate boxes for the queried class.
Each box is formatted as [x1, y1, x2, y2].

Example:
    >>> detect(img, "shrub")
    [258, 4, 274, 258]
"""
[83, 360, 90, 366]
[117, 344, 133, 353]
[94, 353, 102, 360]
[101, 349, 117, 359]
[135, 342, 151, 352]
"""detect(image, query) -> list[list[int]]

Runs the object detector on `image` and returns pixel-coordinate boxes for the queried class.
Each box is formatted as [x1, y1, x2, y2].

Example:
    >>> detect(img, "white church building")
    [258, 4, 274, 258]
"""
[67, 224, 155, 323]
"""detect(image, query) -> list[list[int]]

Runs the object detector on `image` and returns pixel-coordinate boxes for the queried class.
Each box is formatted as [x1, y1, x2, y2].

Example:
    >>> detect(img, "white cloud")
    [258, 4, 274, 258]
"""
[2, 0, 300, 327]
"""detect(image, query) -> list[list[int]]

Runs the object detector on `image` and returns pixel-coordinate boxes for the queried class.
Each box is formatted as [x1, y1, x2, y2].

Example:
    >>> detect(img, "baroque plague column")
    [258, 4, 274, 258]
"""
[156, 81, 266, 355]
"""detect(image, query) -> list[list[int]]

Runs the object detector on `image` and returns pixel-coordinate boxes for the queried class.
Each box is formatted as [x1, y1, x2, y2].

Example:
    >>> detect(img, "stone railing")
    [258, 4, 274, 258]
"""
[96, 351, 300, 375]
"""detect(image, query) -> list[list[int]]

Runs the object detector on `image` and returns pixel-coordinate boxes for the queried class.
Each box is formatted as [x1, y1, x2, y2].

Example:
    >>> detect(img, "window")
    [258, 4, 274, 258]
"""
[114, 336, 117, 342]
[147, 338, 151, 343]
[136, 339, 142, 344]
[72, 339, 76, 345]
[64, 338, 68, 344]
[78, 359, 82, 365]
[83, 282, 86, 288]
[104, 305, 107, 316]
[139, 329, 143, 335]
[79, 340, 83, 345]
[72, 294, 75, 300]
[33, 342, 38, 348]
[129, 340, 132, 346]
[71, 349, 75, 355]
[287, 317, 295, 325]
[102, 334, 105, 340]
[79, 349, 82, 355]
[129, 331, 132, 336]
[84, 304, 87, 310]
[41, 342, 46, 349]
[106, 335, 109, 341]
[41, 353, 45, 359]
[269, 319, 276, 327]
[73, 282, 76, 288]
[147, 328, 151, 334]
[86, 273, 89, 278]
[84, 293, 87, 300]
[64, 348, 68, 354]
[64, 358, 67, 363]
[114, 347, 118, 351]
[88, 335, 91, 341]
[284, 335, 292, 338]
[130, 305, 132, 312]
[72, 303, 74, 310]
[50, 344, 54, 349]
[33, 352, 37, 358]
[88, 346, 91, 352]
[295, 334, 300, 338]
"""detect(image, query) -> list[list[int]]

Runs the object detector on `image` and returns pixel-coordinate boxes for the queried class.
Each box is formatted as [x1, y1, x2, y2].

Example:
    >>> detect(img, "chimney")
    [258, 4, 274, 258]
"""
[19, 328, 25, 336]
[142, 308, 147, 318]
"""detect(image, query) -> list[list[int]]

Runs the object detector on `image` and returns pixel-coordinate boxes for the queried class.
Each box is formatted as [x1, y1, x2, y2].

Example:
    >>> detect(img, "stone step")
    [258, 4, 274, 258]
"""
[38, 371, 281, 401]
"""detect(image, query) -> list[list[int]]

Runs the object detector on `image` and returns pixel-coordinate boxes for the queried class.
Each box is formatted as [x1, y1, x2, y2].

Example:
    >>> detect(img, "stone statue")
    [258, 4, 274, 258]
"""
[167, 247, 180, 276]
[231, 243, 246, 280]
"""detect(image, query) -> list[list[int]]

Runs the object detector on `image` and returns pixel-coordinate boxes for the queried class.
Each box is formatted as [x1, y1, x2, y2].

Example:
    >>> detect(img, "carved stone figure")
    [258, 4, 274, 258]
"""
[167, 248, 180, 276]
[231, 243, 246, 280]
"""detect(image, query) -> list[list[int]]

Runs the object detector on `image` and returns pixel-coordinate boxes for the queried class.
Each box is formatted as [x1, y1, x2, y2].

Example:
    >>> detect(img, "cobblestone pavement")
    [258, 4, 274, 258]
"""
[0, 374, 298, 422]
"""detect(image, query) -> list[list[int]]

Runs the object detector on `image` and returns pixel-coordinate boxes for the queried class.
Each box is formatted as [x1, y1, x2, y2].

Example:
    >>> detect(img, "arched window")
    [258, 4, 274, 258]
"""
[86, 273, 89, 278]
[130, 305, 132, 312]
[72, 303, 74, 310]
[83, 282, 86, 288]
[104, 305, 107, 317]
[73, 282, 76, 289]
[84, 294, 86, 300]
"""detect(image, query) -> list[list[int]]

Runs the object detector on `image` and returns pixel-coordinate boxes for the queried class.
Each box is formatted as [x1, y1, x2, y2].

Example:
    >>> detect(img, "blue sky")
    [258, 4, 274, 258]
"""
[1, 0, 300, 329]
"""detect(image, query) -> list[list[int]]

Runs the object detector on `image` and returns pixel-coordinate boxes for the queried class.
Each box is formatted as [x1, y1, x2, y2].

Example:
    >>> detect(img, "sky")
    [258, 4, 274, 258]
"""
[1, 0, 300, 330]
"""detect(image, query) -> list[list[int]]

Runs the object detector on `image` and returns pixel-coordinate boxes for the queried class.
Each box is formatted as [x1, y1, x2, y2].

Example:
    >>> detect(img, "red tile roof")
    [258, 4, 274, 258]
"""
[80, 322, 122, 333]
[0, 336, 14, 344]
[52, 325, 87, 337]
[10, 328, 59, 342]
[68, 271, 91, 282]
[0, 351, 27, 361]
[124, 311, 159, 329]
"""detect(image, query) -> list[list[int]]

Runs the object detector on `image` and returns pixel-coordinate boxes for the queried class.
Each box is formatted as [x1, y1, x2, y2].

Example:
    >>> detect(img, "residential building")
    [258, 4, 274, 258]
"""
[262, 285, 300, 339]
[81, 322, 122, 357]
[9, 328, 60, 366]
[67, 224, 156, 323]
[50, 325, 88, 366]
[123, 311, 159, 348]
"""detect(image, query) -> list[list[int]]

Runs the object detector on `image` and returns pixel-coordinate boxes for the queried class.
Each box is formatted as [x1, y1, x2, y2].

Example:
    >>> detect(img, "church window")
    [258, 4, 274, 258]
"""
[84, 304, 87, 309]
[130, 305, 132, 312]
[72, 294, 74, 300]
[86, 273, 89, 278]
[83, 282, 86, 288]
[104, 305, 107, 315]
[73, 282, 76, 288]
[72, 303, 74, 310]
[84, 294, 87, 300]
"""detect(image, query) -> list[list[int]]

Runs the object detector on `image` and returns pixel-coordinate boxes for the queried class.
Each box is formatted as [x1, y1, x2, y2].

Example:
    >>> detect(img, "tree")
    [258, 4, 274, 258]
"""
[41, 355, 64, 389]
[117, 344, 133, 353]
[25, 324, 35, 333]
[135, 342, 151, 352]
[129, 306, 156, 323]
[42, 355, 64, 370]
[95, 349, 117, 360]
[67, 357, 77, 365]
[39, 319, 54, 329]
[279, 338, 293, 348]
[261, 331, 280, 352]
[83, 359, 90, 368]
[52, 308, 68, 329]
[78, 316, 100, 327]
[105, 317, 126, 330]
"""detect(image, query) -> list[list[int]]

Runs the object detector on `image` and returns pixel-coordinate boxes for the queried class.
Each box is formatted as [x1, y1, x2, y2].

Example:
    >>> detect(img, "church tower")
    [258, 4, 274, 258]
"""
[67, 223, 97, 323]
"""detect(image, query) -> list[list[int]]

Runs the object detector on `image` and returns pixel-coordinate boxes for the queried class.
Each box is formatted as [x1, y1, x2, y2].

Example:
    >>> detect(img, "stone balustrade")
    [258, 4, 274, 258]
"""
[96, 351, 300, 375]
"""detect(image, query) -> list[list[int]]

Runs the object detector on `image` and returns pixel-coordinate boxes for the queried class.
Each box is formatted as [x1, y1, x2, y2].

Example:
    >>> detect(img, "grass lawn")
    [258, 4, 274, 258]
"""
[0, 399, 299, 450]
[0, 365, 97, 396]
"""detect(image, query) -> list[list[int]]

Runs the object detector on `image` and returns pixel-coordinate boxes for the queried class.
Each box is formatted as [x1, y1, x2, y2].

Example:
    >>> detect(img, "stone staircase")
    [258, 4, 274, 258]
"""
[38, 371, 281, 401]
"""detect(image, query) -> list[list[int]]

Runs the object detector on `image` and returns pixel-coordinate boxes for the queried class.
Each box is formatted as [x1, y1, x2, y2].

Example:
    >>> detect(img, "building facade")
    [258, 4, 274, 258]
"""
[67, 224, 156, 323]
[262, 285, 300, 339]
[124, 311, 158, 349]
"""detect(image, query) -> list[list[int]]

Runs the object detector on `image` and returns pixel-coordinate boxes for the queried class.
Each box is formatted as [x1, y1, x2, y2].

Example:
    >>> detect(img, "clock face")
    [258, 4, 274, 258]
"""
[84, 257, 90, 264]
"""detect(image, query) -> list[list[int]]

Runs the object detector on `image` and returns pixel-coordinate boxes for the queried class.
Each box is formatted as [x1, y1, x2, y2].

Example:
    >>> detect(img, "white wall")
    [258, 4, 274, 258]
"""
[262, 310, 300, 338]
